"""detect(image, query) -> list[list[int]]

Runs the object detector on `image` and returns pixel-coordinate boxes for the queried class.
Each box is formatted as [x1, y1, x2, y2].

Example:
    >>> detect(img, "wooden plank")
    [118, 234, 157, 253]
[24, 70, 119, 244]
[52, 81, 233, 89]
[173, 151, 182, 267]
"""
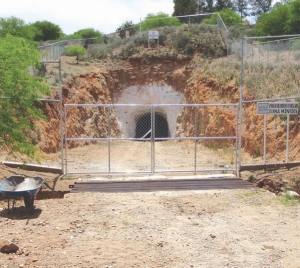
[240, 162, 300, 172]
[70, 178, 255, 193]
[2, 161, 63, 174]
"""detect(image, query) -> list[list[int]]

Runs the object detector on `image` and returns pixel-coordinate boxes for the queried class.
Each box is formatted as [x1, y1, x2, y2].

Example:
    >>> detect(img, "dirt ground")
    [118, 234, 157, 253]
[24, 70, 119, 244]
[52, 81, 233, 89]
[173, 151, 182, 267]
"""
[0, 162, 300, 268]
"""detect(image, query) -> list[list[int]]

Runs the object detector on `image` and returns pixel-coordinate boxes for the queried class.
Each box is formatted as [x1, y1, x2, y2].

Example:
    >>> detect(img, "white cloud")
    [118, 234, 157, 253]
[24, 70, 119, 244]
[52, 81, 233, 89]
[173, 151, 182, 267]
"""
[0, 0, 174, 34]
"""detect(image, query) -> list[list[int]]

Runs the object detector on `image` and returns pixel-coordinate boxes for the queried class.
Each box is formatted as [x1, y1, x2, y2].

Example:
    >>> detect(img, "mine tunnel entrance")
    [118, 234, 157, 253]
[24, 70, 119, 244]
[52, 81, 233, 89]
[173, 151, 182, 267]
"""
[135, 113, 170, 139]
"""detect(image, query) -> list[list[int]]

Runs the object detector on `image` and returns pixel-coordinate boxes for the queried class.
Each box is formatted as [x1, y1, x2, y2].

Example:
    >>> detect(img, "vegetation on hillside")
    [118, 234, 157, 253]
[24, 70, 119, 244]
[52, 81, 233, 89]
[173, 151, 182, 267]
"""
[0, 35, 50, 160]
[88, 24, 226, 61]
[199, 55, 300, 100]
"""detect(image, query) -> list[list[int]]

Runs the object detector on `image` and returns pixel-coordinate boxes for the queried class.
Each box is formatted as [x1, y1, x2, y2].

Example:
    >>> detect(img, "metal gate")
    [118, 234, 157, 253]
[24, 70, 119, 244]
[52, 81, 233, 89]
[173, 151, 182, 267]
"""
[64, 103, 238, 175]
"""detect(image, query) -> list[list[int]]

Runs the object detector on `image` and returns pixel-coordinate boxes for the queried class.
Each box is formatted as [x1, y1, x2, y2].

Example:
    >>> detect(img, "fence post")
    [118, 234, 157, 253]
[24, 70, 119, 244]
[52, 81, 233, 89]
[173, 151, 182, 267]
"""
[59, 59, 64, 174]
[238, 37, 246, 174]
[108, 106, 111, 173]
[194, 106, 197, 174]
[268, 42, 270, 63]
[286, 114, 290, 163]
[140, 18, 142, 36]
[289, 39, 291, 61]
[263, 114, 266, 164]
[277, 41, 279, 61]
[235, 105, 239, 175]
[151, 106, 155, 174]
[64, 105, 68, 174]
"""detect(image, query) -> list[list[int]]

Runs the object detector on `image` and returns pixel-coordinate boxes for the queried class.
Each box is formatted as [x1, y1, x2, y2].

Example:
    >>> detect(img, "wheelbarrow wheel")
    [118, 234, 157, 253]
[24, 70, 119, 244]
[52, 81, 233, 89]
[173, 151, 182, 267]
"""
[24, 196, 34, 214]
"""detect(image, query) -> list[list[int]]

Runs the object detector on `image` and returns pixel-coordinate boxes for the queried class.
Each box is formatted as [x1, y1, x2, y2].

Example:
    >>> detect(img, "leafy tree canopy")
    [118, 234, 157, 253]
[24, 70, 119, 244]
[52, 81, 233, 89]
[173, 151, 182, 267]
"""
[250, 0, 273, 18]
[234, 0, 251, 19]
[68, 28, 103, 48]
[288, 0, 300, 34]
[31, 20, 63, 41]
[203, 8, 242, 24]
[141, 13, 182, 31]
[173, 0, 198, 16]
[0, 16, 40, 40]
[0, 35, 50, 160]
[254, 3, 292, 35]
[116, 21, 137, 39]
[215, 0, 235, 11]
[66, 45, 87, 64]
[71, 28, 103, 39]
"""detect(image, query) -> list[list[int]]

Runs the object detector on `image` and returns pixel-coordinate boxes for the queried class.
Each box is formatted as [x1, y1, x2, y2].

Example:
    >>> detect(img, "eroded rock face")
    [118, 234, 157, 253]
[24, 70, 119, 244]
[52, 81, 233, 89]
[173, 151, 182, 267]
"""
[38, 56, 300, 161]
[0, 239, 19, 253]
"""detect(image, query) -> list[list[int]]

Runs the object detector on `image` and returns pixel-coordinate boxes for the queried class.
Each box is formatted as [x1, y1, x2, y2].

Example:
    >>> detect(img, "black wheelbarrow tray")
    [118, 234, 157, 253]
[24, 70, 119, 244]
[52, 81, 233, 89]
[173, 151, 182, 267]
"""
[0, 175, 44, 214]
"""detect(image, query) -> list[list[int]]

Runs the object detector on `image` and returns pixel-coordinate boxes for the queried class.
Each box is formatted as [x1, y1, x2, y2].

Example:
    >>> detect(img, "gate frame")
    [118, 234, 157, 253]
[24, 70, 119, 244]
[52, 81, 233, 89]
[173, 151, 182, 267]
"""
[63, 103, 239, 175]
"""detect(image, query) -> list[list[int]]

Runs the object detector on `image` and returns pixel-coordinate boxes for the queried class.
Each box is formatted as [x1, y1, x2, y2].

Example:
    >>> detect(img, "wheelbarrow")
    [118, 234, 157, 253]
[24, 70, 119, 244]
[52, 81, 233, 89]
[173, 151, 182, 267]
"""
[0, 175, 44, 214]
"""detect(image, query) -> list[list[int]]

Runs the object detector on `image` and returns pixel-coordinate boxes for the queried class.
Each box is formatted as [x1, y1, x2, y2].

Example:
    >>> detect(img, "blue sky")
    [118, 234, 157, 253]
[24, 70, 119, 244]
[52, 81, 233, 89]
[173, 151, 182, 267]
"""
[0, 0, 174, 35]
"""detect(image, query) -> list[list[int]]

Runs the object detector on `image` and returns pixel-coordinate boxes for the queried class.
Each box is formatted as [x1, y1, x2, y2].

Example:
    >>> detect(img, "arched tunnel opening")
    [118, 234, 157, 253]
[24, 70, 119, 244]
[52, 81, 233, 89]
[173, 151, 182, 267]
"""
[135, 113, 170, 139]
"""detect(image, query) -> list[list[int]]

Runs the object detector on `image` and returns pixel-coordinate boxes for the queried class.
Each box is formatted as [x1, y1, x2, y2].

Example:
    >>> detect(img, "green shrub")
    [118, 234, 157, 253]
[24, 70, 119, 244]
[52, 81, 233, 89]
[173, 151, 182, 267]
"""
[120, 43, 138, 59]
[65, 45, 86, 64]
[185, 43, 194, 56]
[173, 32, 190, 52]
[141, 13, 181, 31]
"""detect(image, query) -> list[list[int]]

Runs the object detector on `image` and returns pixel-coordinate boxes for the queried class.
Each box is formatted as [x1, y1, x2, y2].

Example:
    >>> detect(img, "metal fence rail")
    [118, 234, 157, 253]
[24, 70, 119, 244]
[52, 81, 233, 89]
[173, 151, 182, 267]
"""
[64, 103, 238, 175]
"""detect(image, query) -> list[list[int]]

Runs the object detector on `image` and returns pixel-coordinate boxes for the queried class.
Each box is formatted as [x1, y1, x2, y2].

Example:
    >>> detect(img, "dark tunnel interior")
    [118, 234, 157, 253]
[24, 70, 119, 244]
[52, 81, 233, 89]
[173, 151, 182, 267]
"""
[135, 113, 170, 139]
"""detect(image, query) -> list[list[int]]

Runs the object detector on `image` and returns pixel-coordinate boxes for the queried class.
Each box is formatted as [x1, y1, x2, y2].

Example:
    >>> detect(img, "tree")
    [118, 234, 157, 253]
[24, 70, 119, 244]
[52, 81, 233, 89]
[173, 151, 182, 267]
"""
[31, 20, 63, 41]
[173, 0, 198, 21]
[71, 28, 103, 48]
[254, 4, 290, 35]
[202, 0, 215, 12]
[288, 0, 300, 34]
[203, 8, 242, 24]
[215, 0, 235, 11]
[66, 45, 87, 64]
[250, 0, 273, 18]
[0, 16, 40, 40]
[141, 13, 181, 31]
[0, 35, 50, 160]
[116, 27, 126, 39]
[234, 0, 251, 19]
[72, 28, 102, 39]
[116, 21, 136, 39]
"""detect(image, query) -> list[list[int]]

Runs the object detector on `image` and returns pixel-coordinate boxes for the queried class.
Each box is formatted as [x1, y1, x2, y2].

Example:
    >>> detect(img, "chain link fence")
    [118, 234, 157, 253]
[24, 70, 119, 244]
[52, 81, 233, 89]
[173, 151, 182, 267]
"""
[64, 103, 238, 175]
[39, 13, 228, 61]
[216, 14, 228, 46]
[239, 35, 300, 168]
[39, 37, 103, 61]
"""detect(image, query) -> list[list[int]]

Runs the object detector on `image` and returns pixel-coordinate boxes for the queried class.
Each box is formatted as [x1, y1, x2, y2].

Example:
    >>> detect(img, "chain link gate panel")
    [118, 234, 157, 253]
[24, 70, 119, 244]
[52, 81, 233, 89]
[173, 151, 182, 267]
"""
[64, 103, 238, 175]
[239, 35, 300, 169]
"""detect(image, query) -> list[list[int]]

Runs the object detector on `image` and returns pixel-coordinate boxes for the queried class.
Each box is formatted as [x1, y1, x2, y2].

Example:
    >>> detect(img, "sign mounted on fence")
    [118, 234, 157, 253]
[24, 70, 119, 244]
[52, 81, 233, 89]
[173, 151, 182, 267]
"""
[257, 102, 299, 115]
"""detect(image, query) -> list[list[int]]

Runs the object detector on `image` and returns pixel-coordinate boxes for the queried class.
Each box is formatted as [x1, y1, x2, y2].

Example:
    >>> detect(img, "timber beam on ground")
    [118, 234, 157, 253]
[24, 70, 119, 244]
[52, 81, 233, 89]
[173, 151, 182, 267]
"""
[240, 162, 300, 172]
[69, 177, 255, 193]
[1, 161, 63, 174]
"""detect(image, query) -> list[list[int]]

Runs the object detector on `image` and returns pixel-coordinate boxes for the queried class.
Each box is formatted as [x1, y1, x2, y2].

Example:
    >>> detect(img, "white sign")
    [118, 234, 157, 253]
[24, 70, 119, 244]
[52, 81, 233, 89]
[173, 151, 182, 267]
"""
[148, 31, 159, 39]
[257, 102, 299, 115]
